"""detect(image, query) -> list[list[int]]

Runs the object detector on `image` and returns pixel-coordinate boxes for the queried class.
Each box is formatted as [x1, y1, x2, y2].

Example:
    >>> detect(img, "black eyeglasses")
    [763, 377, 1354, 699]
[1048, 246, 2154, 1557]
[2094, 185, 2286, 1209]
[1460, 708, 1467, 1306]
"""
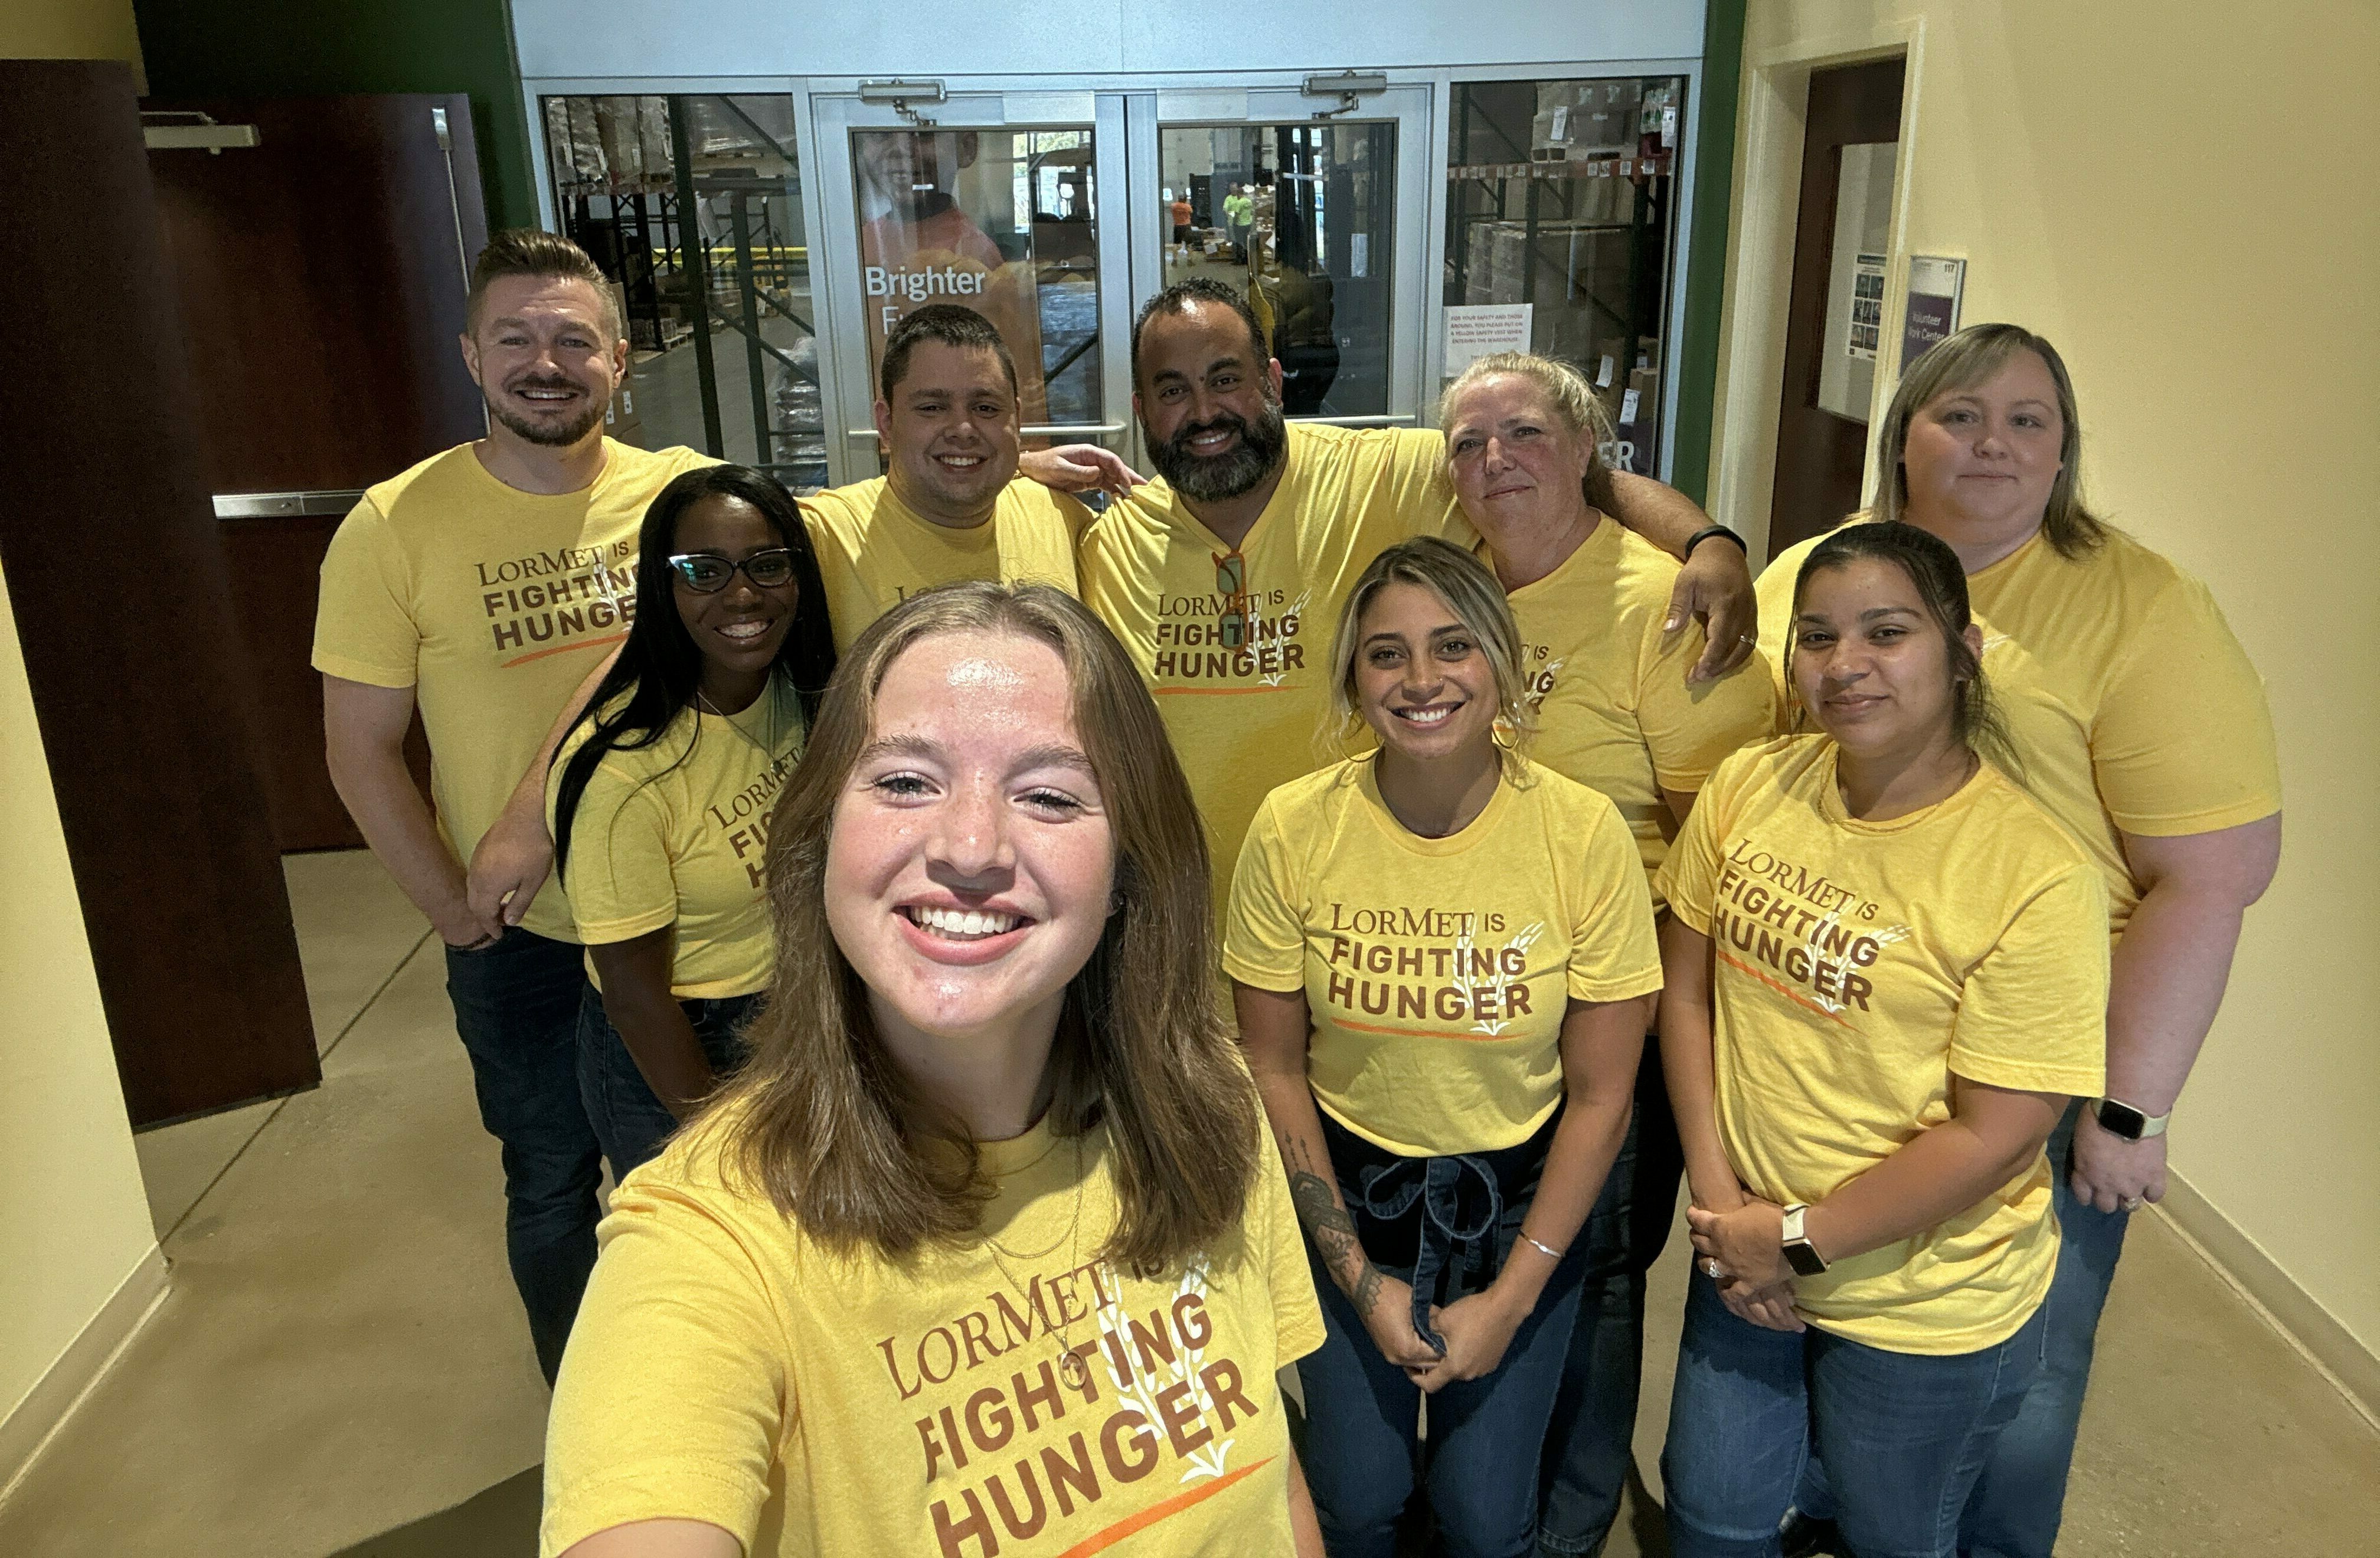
[665, 549, 798, 593]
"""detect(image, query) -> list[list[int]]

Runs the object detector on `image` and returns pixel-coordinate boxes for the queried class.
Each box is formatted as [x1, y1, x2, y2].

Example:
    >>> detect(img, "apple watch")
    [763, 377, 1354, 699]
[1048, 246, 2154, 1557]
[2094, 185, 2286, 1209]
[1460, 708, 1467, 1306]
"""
[2092, 1097, 2171, 1141]
[1780, 1202, 1829, 1276]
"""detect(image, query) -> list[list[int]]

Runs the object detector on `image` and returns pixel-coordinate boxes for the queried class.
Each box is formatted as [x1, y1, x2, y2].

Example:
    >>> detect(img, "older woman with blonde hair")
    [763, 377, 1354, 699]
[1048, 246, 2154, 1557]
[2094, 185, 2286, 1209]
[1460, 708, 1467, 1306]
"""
[1755, 323, 2283, 1558]
[542, 582, 1327, 1558]
[1435, 352, 1779, 1555]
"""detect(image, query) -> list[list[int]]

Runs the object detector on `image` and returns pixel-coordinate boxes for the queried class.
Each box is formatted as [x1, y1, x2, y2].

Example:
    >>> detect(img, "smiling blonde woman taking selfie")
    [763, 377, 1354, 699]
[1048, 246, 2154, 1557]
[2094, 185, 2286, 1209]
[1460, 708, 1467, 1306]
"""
[541, 582, 1326, 1558]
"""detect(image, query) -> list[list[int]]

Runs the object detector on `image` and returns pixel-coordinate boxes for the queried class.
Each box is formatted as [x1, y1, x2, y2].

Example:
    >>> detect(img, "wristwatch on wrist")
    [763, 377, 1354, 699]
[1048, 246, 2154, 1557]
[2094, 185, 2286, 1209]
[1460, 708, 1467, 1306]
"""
[1780, 1202, 1829, 1276]
[2092, 1097, 2171, 1141]
[1683, 523, 1748, 560]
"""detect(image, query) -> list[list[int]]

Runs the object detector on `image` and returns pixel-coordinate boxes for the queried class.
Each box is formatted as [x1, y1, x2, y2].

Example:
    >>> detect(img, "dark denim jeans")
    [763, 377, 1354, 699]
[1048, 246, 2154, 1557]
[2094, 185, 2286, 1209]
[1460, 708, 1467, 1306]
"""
[443, 928, 603, 1386]
[1663, 1271, 2047, 1558]
[574, 983, 757, 1181]
[1299, 1109, 1588, 1558]
[1957, 1101, 2129, 1557]
[1537, 1040, 1683, 1556]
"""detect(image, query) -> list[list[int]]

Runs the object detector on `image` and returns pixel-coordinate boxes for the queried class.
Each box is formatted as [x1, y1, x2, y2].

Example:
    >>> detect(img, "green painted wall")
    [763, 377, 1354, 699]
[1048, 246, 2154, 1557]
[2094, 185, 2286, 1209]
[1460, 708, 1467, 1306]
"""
[130, 0, 537, 230]
[1670, 0, 1746, 507]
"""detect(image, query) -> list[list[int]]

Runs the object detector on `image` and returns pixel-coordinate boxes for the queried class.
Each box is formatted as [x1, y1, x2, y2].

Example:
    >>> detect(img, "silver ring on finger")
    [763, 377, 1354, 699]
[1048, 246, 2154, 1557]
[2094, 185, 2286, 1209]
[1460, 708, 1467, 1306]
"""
[1702, 1258, 1722, 1279]
[2121, 1195, 2143, 1212]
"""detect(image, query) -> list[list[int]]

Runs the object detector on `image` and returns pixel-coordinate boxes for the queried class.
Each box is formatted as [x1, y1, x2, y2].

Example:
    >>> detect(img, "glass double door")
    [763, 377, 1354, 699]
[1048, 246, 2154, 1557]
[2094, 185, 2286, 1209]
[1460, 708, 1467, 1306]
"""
[810, 84, 1431, 488]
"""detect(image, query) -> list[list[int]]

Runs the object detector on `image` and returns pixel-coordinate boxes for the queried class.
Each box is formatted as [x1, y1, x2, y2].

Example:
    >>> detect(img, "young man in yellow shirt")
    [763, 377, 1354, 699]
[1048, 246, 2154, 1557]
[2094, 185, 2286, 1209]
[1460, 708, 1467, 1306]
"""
[313, 232, 710, 1383]
[799, 303, 1093, 652]
[1078, 277, 1761, 917]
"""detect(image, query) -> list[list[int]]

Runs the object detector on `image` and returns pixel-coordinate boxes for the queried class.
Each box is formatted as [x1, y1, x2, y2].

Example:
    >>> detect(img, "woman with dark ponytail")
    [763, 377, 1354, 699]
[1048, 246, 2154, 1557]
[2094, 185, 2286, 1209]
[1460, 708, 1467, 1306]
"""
[548, 463, 835, 1178]
[1660, 521, 2108, 1557]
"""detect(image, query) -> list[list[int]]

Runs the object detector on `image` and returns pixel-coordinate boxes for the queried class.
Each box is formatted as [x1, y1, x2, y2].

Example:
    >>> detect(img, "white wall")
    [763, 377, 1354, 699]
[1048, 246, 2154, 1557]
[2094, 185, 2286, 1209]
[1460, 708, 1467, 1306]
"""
[511, 0, 1702, 80]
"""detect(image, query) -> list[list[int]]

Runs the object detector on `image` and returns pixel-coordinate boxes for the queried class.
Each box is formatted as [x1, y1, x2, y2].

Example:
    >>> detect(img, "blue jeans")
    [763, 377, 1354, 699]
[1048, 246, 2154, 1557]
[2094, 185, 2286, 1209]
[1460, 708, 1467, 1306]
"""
[444, 928, 603, 1385]
[1957, 1101, 2129, 1557]
[1537, 1040, 1682, 1555]
[575, 984, 757, 1180]
[1299, 1109, 1588, 1558]
[1663, 1272, 2047, 1558]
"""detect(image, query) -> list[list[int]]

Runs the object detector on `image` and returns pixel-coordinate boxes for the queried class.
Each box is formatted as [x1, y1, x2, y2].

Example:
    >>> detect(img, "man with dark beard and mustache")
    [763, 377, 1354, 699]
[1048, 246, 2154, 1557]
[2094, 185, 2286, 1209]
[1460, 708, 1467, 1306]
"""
[1080, 277, 1762, 922]
[312, 230, 712, 1385]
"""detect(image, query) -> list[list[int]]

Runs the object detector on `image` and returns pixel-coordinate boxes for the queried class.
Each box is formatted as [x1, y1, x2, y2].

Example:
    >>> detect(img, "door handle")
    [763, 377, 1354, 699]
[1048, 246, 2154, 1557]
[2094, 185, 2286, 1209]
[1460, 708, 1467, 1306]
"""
[213, 490, 368, 519]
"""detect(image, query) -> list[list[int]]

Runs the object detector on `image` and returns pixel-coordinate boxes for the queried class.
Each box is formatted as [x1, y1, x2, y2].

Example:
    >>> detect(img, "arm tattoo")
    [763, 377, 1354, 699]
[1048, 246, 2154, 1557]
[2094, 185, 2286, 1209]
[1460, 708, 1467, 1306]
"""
[1289, 1168, 1386, 1314]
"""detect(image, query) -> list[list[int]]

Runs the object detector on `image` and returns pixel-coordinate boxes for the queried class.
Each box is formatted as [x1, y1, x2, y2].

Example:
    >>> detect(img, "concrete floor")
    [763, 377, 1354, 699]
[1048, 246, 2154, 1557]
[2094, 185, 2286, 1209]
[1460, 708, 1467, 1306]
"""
[0, 849, 2372, 1554]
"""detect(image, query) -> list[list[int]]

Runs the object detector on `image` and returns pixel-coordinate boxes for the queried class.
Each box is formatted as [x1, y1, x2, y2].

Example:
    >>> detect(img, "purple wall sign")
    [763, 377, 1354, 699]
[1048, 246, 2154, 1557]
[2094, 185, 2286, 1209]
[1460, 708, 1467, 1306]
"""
[1900, 256, 1967, 375]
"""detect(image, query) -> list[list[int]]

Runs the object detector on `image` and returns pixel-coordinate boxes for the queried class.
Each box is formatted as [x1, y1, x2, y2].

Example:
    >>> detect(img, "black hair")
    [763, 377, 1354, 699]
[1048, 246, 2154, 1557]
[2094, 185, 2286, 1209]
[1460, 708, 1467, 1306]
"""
[552, 464, 838, 878]
[880, 303, 1019, 404]
[1130, 276, 1270, 391]
[1789, 521, 2022, 780]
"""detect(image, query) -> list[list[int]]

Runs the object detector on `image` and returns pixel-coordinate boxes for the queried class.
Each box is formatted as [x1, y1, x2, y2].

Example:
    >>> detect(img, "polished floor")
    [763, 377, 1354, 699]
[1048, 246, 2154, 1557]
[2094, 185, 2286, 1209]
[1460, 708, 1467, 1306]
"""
[1, 850, 2372, 1554]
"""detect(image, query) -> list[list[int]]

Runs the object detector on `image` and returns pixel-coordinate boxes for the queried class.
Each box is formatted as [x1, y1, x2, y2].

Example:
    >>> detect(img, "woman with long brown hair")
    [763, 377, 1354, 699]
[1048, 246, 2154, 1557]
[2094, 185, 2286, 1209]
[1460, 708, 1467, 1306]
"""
[541, 582, 1326, 1558]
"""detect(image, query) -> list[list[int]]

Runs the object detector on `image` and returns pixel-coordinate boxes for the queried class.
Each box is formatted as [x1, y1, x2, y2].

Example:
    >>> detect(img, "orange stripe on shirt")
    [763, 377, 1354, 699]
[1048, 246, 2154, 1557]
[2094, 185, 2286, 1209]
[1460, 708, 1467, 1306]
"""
[1336, 1016, 1516, 1043]
[500, 631, 630, 669]
[1053, 1455, 1274, 1558]
[1715, 947, 1855, 1029]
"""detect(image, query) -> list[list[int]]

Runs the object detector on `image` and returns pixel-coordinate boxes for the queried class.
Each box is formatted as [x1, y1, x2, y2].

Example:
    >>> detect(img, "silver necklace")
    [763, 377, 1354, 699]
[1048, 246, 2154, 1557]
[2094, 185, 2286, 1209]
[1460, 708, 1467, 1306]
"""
[980, 1136, 1093, 1389]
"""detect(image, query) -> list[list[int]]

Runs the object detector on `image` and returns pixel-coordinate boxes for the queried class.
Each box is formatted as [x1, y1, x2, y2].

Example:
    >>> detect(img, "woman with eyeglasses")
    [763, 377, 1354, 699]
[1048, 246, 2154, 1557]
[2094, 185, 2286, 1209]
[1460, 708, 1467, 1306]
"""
[547, 464, 838, 1179]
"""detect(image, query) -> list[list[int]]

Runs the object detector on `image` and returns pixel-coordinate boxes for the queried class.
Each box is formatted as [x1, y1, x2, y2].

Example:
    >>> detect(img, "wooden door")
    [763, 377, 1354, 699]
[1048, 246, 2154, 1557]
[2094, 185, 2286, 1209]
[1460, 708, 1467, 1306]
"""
[148, 94, 488, 851]
[0, 61, 320, 1127]
[1766, 58, 1904, 554]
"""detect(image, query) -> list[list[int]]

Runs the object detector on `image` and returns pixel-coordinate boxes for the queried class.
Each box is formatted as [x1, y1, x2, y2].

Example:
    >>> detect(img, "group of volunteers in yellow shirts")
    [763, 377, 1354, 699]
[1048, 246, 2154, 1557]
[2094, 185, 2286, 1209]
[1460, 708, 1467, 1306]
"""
[313, 229, 2278, 1558]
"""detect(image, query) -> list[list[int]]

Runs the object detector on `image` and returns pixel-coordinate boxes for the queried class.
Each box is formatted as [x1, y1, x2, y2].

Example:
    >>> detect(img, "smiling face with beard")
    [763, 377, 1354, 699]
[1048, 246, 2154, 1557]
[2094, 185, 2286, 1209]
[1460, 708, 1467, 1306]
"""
[1134, 301, 1290, 504]
[460, 274, 624, 452]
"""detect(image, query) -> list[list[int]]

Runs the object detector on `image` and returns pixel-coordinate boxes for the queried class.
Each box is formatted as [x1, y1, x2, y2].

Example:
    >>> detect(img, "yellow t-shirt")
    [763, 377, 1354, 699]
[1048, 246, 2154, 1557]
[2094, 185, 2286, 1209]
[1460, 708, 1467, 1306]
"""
[1756, 523, 2281, 935]
[1223, 757, 1662, 1157]
[1078, 424, 1470, 912]
[542, 1112, 1326, 1558]
[1504, 518, 1779, 888]
[802, 476, 1090, 653]
[312, 440, 714, 941]
[547, 677, 805, 999]
[1656, 736, 2109, 1354]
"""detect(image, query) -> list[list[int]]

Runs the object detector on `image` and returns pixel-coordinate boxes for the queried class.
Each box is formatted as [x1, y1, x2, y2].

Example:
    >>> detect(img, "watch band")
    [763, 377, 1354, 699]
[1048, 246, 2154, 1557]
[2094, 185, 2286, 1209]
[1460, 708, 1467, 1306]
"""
[2094, 1097, 2170, 1141]
[1683, 523, 1747, 559]
[1781, 1202, 1829, 1276]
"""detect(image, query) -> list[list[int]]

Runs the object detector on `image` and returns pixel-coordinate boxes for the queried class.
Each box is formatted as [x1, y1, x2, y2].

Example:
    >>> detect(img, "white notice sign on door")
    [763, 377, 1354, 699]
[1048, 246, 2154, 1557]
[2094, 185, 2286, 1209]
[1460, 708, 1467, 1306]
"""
[1444, 304, 1533, 377]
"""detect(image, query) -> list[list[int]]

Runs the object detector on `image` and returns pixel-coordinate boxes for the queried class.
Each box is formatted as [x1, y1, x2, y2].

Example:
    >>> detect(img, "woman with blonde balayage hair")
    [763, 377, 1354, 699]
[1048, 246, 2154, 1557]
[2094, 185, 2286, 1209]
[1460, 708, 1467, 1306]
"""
[1436, 353, 1780, 1556]
[542, 582, 1330, 1558]
[1230, 536, 1663, 1556]
[1752, 324, 2281, 1558]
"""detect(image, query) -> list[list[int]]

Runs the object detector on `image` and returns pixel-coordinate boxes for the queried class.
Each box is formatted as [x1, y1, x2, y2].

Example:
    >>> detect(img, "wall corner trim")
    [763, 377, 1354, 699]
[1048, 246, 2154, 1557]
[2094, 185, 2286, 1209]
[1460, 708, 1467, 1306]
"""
[2157, 1169, 2380, 1431]
[0, 1245, 171, 1504]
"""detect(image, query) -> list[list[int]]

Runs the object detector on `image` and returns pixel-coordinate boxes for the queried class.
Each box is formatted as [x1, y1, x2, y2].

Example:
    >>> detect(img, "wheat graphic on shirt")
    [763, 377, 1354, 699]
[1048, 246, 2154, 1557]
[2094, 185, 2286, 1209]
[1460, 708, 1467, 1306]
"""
[1257, 588, 1311, 687]
[1800, 910, 1910, 1014]
[1090, 1257, 1234, 1484]
[1463, 919, 1546, 1036]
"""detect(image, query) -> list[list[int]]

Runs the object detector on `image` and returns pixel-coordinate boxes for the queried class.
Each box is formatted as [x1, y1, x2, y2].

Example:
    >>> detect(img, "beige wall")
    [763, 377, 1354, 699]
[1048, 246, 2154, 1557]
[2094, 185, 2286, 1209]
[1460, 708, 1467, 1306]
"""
[0, 0, 145, 89]
[0, 557, 161, 1434]
[1718, 1, 2380, 1367]
[0, 0, 162, 1450]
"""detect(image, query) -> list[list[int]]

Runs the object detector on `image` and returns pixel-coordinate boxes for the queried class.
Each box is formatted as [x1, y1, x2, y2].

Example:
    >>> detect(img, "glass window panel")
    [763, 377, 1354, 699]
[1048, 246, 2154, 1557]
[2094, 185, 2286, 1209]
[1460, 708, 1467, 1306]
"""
[1444, 77, 1685, 473]
[542, 93, 823, 490]
[851, 127, 1100, 437]
[1159, 123, 1395, 418]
